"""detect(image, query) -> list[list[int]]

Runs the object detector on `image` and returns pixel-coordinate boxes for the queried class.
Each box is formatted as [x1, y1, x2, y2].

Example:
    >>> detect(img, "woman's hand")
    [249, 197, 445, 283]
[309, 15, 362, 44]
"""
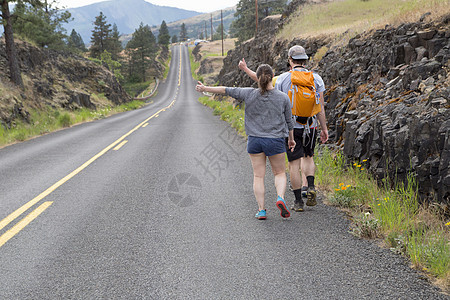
[195, 81, 206, 93]
[288, 138, 296, 152]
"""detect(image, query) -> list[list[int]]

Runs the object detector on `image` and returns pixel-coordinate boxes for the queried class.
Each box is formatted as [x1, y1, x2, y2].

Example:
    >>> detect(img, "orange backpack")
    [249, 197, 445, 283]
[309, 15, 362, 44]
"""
[288, 70, 321, 125]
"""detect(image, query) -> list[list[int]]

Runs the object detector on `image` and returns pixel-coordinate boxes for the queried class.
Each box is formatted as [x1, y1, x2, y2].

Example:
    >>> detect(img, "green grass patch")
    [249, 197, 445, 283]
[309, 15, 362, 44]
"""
[189, 47, 203, 82]
[0, 100, 146, 148]
[163, 50, 172, 80]
[123, 81, 153, 98]
[315, 146, 450, 287]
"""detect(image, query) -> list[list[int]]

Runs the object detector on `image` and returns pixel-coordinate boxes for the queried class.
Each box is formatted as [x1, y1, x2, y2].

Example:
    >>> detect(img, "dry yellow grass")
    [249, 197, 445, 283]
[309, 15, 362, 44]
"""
[278, 0, 450, 40]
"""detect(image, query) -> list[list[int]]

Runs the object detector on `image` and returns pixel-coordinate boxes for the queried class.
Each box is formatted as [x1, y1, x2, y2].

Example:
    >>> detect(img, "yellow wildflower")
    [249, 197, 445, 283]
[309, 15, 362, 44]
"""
[346, 185, 351, 188]
[445, 222, 450, 226]
[339, 183, 344, 186]
[341, 186, 347, 190]
[378, 203, 381, 206]
[361, 168, 365, 170]
[335, 188, 340, 191]
[353, 163, 357, 166]
[363, 159, 368, 162]
[357, 165, 362, 168]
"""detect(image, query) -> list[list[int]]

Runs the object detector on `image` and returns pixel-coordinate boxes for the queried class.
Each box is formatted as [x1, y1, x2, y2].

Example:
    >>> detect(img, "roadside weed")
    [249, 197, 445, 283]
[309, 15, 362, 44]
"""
[315, 146, 449, 288]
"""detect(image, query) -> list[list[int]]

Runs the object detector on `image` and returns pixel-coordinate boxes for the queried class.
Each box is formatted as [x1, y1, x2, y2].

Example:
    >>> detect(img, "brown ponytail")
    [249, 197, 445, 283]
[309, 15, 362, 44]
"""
[256, 64, 274, 95]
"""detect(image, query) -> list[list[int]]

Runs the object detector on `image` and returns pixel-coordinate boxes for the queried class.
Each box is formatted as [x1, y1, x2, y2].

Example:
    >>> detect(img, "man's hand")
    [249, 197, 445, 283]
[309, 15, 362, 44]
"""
[320, 129, 328, 144]
[288, 138, 296, 152]
[195, 81, 205, 93]
[238, 58, 248, 71]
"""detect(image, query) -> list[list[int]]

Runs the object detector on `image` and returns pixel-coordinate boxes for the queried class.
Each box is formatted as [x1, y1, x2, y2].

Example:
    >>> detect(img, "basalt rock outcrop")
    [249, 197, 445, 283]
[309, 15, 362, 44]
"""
[320, 15, 450, 204]
[218, 12, 450, 204]
[0, 40, 130, 128]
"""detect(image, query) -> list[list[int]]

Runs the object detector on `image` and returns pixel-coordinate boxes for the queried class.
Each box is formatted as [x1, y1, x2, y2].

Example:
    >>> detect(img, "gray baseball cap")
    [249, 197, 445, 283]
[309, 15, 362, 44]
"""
[288, 45, 308, 60]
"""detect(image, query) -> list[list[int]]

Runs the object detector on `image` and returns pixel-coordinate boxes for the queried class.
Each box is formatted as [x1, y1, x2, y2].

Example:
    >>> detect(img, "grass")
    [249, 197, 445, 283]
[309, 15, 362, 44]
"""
[123, 81, 154, 98]
[198, 94, 450, 292]
[163, 50, 172, 80]
[0, 100, 146, 148]
[189, 47, 204, 82]
[278, 0, 450, 41]
[315, 146, 450, 290]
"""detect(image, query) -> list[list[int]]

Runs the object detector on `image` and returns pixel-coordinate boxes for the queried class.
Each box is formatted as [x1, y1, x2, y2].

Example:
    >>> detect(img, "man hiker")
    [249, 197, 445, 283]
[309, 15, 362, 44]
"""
[238, 45, 328, 212]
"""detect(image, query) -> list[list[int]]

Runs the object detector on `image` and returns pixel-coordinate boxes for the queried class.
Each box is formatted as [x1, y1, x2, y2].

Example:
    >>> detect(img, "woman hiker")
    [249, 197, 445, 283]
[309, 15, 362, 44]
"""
[195, 64, 295, 219]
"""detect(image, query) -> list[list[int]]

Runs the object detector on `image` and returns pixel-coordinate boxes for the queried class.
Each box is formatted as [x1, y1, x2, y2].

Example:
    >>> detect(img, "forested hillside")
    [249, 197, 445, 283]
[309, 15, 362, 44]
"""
[0, 0, 170, 146]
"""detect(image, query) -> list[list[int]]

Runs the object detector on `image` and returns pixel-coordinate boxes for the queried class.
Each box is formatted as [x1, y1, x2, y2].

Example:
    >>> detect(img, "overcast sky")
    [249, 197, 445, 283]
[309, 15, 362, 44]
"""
[55, 0, 239, 13]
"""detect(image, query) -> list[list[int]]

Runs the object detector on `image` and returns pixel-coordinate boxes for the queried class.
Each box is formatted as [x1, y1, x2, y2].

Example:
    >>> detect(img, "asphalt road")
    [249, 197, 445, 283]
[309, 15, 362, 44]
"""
[0, 45, 447, 299]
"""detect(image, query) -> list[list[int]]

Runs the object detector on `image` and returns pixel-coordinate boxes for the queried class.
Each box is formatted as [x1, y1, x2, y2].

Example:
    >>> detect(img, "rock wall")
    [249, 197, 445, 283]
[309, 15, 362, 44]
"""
[320, 16, 450, 204]
[0, 40, 131, 128]
[218, 12, 450, 204]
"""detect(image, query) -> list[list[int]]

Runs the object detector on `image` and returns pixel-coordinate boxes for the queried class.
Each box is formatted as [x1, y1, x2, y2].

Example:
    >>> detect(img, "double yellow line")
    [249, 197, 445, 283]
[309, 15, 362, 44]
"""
[0, 46, 184, 248]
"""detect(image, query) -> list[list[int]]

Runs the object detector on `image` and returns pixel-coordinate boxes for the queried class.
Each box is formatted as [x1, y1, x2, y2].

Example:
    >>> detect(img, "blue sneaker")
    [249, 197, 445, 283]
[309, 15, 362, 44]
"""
[255, 209, 267, 220]
[276, 196, 291, 218]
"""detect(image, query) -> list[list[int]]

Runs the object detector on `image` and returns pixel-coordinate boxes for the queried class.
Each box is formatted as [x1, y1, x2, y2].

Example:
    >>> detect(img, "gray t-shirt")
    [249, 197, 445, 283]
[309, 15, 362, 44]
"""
[225, 87, 294, 138]
[274, 68, 325, 129]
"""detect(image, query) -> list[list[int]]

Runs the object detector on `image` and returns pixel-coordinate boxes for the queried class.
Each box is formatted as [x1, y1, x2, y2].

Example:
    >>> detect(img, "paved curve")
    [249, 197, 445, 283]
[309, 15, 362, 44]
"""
[0, 45, 447, 299]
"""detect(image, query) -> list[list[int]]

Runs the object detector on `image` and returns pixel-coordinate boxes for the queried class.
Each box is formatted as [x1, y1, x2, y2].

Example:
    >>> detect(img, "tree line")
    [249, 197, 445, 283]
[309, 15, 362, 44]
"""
[0, 0, 190, 88]
[0, 0, 286, 88]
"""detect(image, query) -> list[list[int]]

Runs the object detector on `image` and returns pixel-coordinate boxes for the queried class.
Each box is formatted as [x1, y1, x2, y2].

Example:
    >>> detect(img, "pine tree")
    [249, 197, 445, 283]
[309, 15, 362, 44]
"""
[179, 23, 187, 42]
[13, 0, 71, 50]
[90, 12, 112, 58]
[126, 23, 157, 82]
[68, 29, 87, 52]
[230, 0, 287, 44]
[171, 34, 178, 44]
[109, 24, 123, 60]
[158, 20, 170, 47]
[1, 0, 71, 86]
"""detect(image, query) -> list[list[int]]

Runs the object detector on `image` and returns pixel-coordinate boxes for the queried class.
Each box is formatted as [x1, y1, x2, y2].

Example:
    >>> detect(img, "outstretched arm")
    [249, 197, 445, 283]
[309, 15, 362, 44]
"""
[238, 58, 258, 82]
[195, 81, 226, 94]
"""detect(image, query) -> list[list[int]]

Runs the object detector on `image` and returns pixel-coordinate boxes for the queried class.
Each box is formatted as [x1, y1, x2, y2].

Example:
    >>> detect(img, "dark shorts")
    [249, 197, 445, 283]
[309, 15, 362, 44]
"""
[285, 128, 317, 162]
[247, 136, 286, 156]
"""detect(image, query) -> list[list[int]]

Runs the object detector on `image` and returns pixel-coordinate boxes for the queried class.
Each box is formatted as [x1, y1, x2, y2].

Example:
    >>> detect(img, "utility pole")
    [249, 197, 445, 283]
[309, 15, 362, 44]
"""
[221, 10, 224, 56]
[210, 14, 213, 41]
[255, 0, 258, 36]
[204, 21, 207, 40]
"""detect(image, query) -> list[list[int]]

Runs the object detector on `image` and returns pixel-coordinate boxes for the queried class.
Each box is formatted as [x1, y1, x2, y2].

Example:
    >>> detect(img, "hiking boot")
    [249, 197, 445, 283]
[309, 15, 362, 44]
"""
[276, 196, 291, 218]
[255, 209, 267, 220]
[301, 186, 308, 198]
[292, 199, 304, 212]
[306, 187, 317, 206]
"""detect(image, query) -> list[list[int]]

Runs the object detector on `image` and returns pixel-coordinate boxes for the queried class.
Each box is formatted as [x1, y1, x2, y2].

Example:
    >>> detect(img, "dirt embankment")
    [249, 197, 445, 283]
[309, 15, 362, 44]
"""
[0, 40, 131, 128]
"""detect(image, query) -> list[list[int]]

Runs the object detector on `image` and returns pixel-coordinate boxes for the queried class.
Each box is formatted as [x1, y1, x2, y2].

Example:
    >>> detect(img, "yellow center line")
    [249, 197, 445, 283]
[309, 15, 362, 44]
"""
[113, 140, 128, 151]
[178, 45, 182, 86]
[0, 202, 53, 248]
[142, 123, 149, 128]
[0, 100, 176, 233]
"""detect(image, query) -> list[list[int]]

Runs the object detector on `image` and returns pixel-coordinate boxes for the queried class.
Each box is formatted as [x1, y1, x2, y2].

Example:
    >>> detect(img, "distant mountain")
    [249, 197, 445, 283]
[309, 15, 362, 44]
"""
[65, 0, 201, 45]
[120, 6, 237, 46]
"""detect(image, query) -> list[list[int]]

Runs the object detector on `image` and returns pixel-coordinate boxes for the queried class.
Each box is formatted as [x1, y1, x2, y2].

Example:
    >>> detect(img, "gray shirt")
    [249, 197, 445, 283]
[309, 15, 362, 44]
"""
[225, 87, 294, 138]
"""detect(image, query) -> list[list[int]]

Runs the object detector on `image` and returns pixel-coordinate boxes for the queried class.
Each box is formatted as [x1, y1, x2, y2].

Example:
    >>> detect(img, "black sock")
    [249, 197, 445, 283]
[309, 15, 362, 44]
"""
[293, 189, 303, 202]
[306, 176, 315, 188]
[301, 186, 308, 192]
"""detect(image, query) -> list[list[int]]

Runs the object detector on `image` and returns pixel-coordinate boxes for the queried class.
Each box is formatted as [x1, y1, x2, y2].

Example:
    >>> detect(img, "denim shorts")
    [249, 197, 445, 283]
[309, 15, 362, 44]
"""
[247, 136, 286, 156]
